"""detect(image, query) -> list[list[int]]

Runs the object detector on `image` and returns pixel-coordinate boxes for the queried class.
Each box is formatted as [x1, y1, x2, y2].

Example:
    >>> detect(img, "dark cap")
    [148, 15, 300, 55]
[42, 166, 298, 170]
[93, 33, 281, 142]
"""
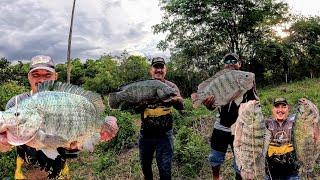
[151, 57, 166, 66]
[273, 97, 288, 106]
[223, 53, 240, 64]
[29, 55, 55, 73]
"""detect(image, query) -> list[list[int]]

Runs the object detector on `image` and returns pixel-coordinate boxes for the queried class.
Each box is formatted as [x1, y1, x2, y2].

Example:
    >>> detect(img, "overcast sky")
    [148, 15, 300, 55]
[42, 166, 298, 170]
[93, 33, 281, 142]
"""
[0, 0, 319, 63]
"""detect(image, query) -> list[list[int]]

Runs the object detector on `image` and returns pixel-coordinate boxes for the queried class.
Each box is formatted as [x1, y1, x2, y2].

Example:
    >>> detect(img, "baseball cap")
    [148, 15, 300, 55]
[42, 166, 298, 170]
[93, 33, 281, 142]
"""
[273, 97, 288, 106]
[223, 53, 240, 64]
[29, 55, 55, 73]
[151, 57, 166, 66]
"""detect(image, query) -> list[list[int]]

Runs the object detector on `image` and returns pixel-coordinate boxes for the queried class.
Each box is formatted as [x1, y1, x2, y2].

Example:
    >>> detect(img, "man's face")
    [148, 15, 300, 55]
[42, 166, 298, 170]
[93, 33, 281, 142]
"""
[28, 69, 58, 93]
[272, 103, 289, 122]
[224, 61, 241, 70]
[150, 63, 167, 81]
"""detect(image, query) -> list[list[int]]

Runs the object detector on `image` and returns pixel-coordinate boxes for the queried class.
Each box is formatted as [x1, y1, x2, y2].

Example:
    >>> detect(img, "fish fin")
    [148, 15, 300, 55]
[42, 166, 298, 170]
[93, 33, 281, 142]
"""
[100, 116, 119, 141]
[41, 149, 60, 160]
[263, 129, 272, 157]
[211, 69, 232, 79]
[196, 69, 230, 91]
[157, 89, 165, 99]
[82, 133, 100, 152]
[37, 80, 105, 114]
[117, 78, 153, 91]
[191, 93, 201, 108]
[196, 70, 230, 90]
[233, 120, 243, 147]
[108, 92, 120, 109]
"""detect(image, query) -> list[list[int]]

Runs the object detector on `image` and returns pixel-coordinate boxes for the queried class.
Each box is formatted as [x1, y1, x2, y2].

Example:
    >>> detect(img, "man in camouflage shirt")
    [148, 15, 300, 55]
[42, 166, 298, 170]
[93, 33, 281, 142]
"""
[265, 97, 299, 179]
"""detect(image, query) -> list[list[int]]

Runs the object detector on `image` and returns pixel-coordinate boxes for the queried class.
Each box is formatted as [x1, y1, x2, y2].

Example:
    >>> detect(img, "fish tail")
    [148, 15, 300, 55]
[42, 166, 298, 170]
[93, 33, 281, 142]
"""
[191, 93, 201, 108]
[100, 116, 119, 141]
[108, 93, 120, 109]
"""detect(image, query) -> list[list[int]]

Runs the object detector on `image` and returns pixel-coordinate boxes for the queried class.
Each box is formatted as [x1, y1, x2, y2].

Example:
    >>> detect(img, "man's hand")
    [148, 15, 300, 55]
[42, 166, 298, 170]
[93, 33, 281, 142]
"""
[171, 96, 183, 103]
[203, 95, 215, 110]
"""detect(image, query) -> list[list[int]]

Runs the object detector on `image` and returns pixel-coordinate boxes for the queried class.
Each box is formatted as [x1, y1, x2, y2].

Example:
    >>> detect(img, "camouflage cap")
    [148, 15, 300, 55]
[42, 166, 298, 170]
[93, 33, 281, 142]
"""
[223, 53, 240, 64]
[29, 55, 55, 73]
[273, 97, 288, 106]
[151, 57, 166, 66]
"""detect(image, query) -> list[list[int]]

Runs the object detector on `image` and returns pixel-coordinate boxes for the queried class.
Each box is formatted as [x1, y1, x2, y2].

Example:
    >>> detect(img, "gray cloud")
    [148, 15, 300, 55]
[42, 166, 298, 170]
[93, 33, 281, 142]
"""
[0, 0, 168, 63]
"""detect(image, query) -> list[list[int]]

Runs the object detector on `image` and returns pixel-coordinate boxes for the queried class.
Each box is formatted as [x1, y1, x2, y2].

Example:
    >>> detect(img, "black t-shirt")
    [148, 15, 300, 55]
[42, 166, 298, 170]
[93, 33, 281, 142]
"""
[218, 88, 257, 128]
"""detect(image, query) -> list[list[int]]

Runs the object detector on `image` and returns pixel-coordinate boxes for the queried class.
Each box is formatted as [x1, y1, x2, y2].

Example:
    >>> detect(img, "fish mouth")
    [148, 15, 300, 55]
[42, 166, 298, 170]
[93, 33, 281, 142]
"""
[0, 131, 8, 144]
[6, 131, 36, 146]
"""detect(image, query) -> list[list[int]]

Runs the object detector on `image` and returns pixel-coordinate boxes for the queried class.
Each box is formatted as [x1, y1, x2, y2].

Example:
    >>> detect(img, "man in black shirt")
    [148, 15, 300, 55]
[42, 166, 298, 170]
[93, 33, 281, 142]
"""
[203, 53, 257, 180]
[137, 57, 184, 180]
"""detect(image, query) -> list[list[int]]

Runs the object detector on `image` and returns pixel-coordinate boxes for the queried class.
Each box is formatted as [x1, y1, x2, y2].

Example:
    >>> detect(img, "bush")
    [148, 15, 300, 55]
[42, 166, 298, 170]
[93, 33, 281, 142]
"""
[0, 151, 16, 179]
[99, 108, 139, 153]
[0, 81, 27, 110]
[174, 126, 210, 178]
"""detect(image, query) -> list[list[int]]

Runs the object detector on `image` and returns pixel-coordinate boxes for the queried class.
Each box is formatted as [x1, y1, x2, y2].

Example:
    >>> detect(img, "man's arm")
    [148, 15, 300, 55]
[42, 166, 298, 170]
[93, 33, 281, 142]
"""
[169, 83, 184, 110]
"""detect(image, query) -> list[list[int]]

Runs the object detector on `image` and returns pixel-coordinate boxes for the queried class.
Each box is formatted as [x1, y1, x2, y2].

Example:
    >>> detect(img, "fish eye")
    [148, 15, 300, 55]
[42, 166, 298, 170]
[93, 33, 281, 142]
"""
[14, 112, 20, 117]
[245, 75, 248, 77]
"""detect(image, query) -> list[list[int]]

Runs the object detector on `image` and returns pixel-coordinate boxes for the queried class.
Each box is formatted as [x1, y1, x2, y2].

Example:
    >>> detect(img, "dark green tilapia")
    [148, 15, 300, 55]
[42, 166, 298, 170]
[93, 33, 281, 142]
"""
[293, 98, 320, 179]
[0, 81, 118, 159]
[108, 79, 177, 109]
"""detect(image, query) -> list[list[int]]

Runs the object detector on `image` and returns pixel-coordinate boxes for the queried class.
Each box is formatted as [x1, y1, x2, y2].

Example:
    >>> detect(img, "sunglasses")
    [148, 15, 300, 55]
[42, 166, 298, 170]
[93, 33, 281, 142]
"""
[224, 59, 238, 65]
[152, 63, 165, 69]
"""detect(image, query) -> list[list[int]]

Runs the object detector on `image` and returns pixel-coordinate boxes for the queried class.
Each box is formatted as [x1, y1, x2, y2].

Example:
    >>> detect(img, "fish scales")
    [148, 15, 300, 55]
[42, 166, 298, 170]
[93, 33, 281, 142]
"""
[293, 98, 320, 178]
[108, 79, 177, 109]
[233, 100, 270, 180]
[191, 70, 256, 109]
[0, 81, 118, 159]
[33, 92, 99, 140]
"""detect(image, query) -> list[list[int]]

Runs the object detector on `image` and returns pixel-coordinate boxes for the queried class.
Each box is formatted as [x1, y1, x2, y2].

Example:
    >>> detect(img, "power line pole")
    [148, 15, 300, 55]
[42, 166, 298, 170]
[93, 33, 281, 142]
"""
[67, 0, 76, 83]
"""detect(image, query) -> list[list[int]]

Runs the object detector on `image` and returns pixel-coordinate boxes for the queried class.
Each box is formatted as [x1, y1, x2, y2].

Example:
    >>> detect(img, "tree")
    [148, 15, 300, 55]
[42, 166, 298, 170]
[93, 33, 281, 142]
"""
[287, 16, 320, 78]
[153, 0, 289, 70]
[119, 55, 149, 83]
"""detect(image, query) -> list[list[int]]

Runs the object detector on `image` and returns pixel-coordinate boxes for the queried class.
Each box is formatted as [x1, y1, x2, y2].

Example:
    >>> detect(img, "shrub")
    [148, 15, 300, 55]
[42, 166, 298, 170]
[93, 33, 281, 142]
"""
[0, 81, 27, 110]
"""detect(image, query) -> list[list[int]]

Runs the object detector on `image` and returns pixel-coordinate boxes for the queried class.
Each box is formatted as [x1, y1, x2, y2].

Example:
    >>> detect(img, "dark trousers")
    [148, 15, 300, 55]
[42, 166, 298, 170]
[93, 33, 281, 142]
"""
[139, 130, 173, 180]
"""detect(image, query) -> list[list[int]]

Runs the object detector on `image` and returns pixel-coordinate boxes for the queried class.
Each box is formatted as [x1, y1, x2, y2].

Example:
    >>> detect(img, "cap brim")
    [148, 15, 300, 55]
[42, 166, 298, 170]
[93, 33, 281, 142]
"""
[29, 67, 55, 73]
[273, 102, 288, 106]
[152, 62, 165, 66]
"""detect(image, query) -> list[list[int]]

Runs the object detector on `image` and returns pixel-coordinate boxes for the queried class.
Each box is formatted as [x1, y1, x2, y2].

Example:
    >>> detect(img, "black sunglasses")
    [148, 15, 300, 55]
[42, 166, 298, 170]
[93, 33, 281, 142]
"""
[224, 59, 238, 65]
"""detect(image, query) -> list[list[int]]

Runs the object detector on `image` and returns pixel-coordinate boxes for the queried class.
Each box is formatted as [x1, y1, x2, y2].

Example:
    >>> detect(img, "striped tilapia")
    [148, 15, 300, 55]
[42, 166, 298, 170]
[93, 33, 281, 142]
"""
[293, 98, 320, 178]
[191, 69, 256, 109]
[108, 79, 177, 109]
[0, 81, 118, 159]
[233, 100, 270, 179]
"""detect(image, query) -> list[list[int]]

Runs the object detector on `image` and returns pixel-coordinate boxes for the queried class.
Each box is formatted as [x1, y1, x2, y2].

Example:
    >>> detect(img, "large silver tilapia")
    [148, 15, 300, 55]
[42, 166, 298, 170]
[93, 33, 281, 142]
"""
[293, 98, 320, 178]
[108, 79, 177, 109]
[191, 69, 256, 108]
[233, 100, 270, 180]
[0, 81, 118, 159]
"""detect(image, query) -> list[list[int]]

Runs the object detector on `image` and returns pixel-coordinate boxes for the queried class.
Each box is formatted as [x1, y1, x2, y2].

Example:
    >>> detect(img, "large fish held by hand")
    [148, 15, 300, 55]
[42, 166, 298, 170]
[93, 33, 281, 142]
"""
[233, 100, 270, 180]
[293, 98, 320, 179]
[0, 81, 118, 159]
[191, 69, 257, 109]
[108, 79, 177, 109]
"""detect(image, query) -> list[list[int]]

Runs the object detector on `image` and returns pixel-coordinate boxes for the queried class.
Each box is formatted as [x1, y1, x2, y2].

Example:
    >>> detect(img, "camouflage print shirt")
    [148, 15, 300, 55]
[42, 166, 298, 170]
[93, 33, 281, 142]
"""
[6, 92, 70, 178]
[139, 80, 184, 138]
[265, 116, 299, 177]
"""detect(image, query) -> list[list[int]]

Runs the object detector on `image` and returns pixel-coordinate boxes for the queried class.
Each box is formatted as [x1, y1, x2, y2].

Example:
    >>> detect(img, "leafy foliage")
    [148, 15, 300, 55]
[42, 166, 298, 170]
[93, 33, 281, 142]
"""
[0, 82, 27, 111]
[154, 0, 289, 71]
